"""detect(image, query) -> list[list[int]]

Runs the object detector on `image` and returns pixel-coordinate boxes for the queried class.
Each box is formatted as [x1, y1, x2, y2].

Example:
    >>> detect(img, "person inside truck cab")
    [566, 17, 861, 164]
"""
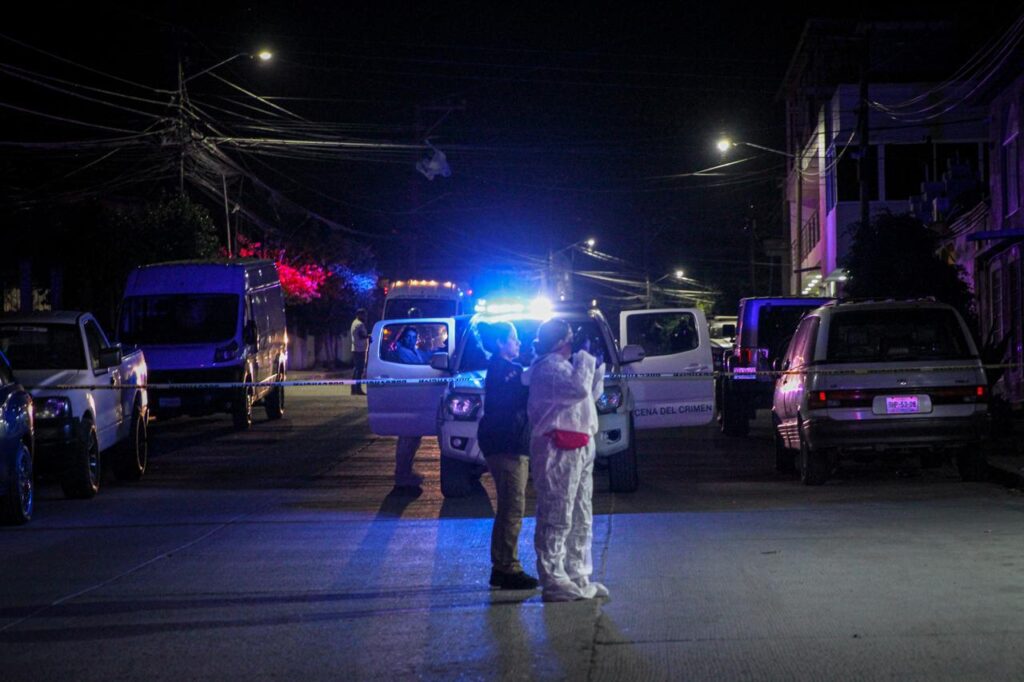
[395, 326, 430, 364]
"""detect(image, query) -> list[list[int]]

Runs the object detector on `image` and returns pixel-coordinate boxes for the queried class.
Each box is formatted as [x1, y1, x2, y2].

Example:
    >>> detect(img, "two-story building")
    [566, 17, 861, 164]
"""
[780, 20, 988, 296]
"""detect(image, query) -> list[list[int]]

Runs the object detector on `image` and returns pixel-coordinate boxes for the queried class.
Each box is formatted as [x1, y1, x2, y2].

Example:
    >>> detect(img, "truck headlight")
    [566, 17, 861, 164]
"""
[596, 386, 623, 415]
[38, 396, 72, 419]
[446, 393, 481, 420]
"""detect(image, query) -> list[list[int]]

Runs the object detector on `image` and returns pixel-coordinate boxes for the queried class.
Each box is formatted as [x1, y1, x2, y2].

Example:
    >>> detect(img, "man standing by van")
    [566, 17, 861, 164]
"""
[350, 308, 369, 396]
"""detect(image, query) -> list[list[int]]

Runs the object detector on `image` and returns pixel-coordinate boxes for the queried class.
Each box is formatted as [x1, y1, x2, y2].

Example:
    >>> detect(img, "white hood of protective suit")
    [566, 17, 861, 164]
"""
[522, 350, 604, 437]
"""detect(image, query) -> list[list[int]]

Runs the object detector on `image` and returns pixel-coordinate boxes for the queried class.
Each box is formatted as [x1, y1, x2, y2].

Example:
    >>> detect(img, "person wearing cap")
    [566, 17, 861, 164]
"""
[522, 318, 609, 602]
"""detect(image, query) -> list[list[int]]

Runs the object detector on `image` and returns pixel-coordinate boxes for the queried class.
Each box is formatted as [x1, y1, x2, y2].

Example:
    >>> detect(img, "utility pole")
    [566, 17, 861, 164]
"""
[222, 174, 232, 257]
[857, 29, 871, 233]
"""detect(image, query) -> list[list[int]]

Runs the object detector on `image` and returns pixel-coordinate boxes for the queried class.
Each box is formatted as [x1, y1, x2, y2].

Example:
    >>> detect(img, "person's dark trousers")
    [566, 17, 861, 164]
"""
[351, 350, 366, 395]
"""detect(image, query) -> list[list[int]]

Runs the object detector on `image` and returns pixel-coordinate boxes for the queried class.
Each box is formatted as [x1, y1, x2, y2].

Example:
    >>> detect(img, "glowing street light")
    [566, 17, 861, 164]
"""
[716, 138, 734, 153]
[675, 269, 685, 279]
[585, 238, 596, 249]
[182, 49, 275, 84]
[716, 135, 793, 158]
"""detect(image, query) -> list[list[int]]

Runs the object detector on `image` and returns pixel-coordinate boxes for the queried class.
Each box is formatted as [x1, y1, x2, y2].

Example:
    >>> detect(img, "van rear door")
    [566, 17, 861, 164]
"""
[366, 317, 454, 436]
[620, 308, 715, 429]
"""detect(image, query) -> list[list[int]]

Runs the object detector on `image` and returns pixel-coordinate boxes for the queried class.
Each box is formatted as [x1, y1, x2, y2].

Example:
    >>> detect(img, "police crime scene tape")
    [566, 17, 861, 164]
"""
[23, 362, 1020, 392]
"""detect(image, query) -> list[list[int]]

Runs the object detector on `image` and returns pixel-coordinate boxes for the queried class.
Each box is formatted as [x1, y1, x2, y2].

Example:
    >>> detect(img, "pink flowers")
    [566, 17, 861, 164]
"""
[231, 237, 330, 304]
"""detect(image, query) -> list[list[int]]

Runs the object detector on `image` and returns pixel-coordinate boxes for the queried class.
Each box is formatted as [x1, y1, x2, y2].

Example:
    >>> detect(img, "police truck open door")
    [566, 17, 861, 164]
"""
[619, 308, 715, 429]
[366, 317, 454, 436]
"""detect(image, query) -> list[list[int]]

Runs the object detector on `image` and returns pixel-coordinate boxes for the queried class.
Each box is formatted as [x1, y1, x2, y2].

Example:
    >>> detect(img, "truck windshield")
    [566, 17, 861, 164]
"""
[0, 324, 86, 370]
[120, 295, 239, 345]
[383, 297, 456, 318]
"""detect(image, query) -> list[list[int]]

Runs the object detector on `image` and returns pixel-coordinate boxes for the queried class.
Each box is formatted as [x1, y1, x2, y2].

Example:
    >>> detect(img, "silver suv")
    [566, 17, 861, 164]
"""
[772, 300, 989, 485]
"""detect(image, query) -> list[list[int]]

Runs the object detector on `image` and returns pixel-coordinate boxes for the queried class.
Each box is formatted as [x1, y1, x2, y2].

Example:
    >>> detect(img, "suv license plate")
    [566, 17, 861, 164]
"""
[885, 396, 919, 414]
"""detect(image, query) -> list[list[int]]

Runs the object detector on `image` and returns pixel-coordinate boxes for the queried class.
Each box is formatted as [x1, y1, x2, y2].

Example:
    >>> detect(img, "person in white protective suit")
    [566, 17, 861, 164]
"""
[522, 319, 610, 602]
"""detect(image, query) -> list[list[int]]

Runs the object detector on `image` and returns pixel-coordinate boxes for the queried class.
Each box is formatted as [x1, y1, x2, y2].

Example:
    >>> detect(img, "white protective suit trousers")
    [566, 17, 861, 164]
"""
[532, 435, 603, 601]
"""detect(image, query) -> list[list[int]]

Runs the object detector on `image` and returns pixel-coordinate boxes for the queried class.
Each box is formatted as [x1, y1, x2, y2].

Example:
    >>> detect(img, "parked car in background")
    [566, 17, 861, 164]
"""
[119, 260, 287, 430]
[0, 350, 33, 524]
[772, 300, 989, 485]
[365, 300, 716, 497]
[708, 314, 737, 373]
[0, 312, 148, 498]
[719, 296, 832, 436]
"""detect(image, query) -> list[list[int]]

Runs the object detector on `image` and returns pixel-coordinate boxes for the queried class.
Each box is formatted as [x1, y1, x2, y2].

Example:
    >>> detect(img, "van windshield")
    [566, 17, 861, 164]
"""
[383, 297, 456, 318]
[826, 308, 973, 363]
[120, 295, 239, 345]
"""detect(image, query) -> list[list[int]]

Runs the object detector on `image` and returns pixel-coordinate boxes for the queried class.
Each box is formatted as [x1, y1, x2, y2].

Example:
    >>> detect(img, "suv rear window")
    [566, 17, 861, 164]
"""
[826, 308, 973, 363]
[756, 306, 815, 360]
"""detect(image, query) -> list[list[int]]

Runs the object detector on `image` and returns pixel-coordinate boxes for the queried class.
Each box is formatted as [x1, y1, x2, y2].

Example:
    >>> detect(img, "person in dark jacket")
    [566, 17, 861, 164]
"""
[477, 321, 539, 591]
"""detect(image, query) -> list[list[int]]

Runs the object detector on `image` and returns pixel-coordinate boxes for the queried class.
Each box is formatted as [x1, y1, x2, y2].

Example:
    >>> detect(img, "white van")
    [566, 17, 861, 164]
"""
[118, 259, 288, 429]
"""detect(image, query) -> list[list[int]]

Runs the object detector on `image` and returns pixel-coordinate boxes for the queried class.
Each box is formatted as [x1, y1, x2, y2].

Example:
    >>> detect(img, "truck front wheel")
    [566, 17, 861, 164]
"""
[62, 420, 100, 499]
[114, 404, 148, 481]
[608, 423, 639, 493]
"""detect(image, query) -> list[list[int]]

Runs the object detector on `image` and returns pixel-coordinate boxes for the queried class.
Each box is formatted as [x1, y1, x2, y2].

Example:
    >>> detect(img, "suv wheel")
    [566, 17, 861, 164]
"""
[608, 423, 639, 493]
[62, 421, 101, 499]
[774, 422, 796, 474]
[721, 392, 749, 437]
[798, 423, 830, 486]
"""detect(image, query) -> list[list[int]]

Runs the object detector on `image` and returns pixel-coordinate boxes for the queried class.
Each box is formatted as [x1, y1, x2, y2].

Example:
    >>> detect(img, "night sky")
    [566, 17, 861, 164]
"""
[3, 1, 1018, 309]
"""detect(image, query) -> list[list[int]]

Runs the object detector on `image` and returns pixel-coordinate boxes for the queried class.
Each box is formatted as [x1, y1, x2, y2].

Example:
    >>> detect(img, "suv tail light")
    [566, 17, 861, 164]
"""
[930, 385, 988, 405]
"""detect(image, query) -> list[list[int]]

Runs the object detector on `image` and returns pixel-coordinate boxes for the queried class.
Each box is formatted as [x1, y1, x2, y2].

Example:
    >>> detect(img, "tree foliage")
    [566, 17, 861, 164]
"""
[842, 211, 976, 331]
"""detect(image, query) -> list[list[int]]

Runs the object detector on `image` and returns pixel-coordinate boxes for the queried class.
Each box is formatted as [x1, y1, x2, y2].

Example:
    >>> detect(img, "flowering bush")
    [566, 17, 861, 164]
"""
[231, 236, 330, 304]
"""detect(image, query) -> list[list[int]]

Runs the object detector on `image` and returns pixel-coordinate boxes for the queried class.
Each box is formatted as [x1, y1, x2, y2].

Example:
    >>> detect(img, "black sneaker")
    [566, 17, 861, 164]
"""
[489, 568, 503, 588]
[500, 571, 539, 590]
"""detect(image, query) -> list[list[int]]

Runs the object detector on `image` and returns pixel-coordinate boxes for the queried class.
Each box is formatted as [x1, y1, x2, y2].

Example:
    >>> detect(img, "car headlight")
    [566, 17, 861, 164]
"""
[596, 386, 623, 415]
[37, 396, 72, 419]
[446, 393, 481, 421]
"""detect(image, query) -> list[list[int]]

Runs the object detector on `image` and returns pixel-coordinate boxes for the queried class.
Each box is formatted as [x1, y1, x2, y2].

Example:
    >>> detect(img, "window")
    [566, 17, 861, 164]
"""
[383, 298, 457, 319]
[884, 143, 931, 200]
[379, 322, 450, 365]
[1004, 105, 1020, 217]
[787, 316, 820, 369]
[0, 324, 86, 370]
[120, 295, 239, 345]
[826, 308, 972, 363]
[837, 145, 878, 202]
[83, 320, 108, 368]
[626, 312, 699, 357]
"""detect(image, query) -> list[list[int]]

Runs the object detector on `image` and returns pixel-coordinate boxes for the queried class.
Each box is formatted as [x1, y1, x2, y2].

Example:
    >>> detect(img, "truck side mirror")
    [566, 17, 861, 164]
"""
[429, 353, 450, 372]
[97, 344, 123, 370]
[620, 344, 646, 365]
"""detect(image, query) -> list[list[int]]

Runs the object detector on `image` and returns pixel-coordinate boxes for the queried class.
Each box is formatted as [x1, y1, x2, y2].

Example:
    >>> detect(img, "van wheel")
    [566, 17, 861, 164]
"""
[264, 368, 285, 420]
[608, 425, 639, 492]
[2, 441, 33, 525]
[798, 424, 829, 486]
[114, 405, 148, 481]
[232, 372, 254, 430]
[440, 456, 473, 498]
[774, 426, 796, 474]
[62, 421, 100, 499]
[721, 392, 749, 437]
[956, 448, 987, 482]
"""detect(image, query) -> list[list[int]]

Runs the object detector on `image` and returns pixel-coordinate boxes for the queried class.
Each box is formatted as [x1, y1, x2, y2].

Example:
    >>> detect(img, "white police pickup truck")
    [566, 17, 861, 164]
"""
[366, 303, 716, 497]
[0, 312, 149, 498]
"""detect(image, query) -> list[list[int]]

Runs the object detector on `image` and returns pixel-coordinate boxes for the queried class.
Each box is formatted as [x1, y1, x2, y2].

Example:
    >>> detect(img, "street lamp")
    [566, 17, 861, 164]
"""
[715, 136, 794, 158]
[182, 49, 274, 84]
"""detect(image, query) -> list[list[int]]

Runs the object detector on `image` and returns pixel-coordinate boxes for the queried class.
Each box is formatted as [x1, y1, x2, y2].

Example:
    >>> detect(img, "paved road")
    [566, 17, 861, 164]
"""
[3, 383, 1024, 680]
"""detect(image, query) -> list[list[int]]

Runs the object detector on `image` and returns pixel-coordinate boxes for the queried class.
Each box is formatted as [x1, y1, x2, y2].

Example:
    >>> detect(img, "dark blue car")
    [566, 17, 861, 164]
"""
[0, 350, 34, 524]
